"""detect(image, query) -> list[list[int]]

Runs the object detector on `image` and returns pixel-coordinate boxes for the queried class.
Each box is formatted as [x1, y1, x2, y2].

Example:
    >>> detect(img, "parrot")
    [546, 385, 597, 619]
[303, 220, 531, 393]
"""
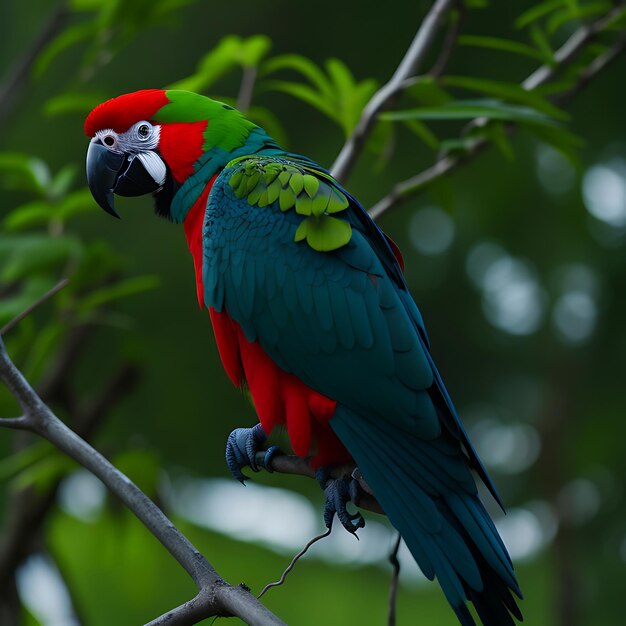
[84, 89, 522, 626]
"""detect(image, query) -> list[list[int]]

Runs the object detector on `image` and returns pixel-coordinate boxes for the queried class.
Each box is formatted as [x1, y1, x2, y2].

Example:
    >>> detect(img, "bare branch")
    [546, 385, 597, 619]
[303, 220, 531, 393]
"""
[0, 5, 68, 126]
[146, 584, 288, 626]
[0, 278, 69, 337]
[0, 417, 31, 430]
[145, 589, 216, 626]
[254, 452, 384, 515]
[331, 0, 458, 184]
[430, 1, 466, 78]
[523, 4, 626, 91]
[0, 339, 285, 625]
[368, 5, 626, 220]
[554, 33, 626, 103]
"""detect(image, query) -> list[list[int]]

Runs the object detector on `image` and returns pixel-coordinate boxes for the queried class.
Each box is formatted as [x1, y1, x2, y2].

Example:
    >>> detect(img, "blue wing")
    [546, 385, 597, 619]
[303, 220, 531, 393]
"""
[202, 156, 521, 625]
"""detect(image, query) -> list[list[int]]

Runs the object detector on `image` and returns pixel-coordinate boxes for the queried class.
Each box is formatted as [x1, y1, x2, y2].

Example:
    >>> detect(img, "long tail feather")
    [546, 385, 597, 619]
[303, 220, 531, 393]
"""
[331, 405, 522, 626]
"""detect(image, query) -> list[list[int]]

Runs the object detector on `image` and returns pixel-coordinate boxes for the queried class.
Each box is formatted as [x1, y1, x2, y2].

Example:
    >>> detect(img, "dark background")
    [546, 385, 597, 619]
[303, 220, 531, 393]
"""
[1, 1, 625, 624]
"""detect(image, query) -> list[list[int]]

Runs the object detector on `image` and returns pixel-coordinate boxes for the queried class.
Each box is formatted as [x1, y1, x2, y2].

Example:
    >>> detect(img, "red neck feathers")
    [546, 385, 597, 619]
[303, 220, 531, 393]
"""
[183, 173, 218, 307]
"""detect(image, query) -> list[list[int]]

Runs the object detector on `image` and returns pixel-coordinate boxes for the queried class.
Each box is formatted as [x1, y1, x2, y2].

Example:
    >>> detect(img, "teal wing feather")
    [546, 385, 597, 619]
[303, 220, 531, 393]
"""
[203, 155, 521, 625]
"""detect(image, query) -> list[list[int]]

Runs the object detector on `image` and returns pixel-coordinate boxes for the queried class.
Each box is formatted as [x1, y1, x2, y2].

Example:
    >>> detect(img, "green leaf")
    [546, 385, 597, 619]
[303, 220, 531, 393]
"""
[44, 92, 108, 117]
[263, 80, 336, 119]
[78, 275, 160, 312]
[516, 0, 568, 28]
[403, 119, 440, 151]
[12, 453, 76, 493]
[0, 235, 82, 282]
[58, 188, 98, 220]
[458, 35, 544, 60]
[262, 54, 334, 101]
[49, 165, 78, 199]
[0, 153, 50, 195]
[263, 55, 376, 135]
[239, 35, 272, 67]
[0, 442, 54, 483]
[546, 2, 612, 34]
[442, 76, 569, 120]
[34, 22, 99, 77]
[406, 76, 453, 106]
[529, 25, 555, 65]
[170, 35, 270, 92]
[525, 123, 584, 165]
[381, 99, 560, 126]
[21, 320, 65, 381]
[3, 202, 53, 231]
[483, 122, 515, 161]
[0, 277, 58, 326]
[168, 35, 241, 92]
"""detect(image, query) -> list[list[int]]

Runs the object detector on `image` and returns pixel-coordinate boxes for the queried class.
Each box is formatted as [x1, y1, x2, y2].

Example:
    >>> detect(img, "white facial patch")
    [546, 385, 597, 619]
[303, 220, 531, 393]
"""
[136, 150, 167, 187]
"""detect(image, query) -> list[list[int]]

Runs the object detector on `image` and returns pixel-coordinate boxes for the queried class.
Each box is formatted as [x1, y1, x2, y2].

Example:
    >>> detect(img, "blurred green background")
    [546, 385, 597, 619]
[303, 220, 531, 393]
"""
[1, 1, 625, 624]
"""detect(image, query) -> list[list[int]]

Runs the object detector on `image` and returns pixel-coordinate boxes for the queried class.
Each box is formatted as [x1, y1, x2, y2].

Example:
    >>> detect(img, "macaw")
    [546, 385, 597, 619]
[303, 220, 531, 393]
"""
[84, 89, 522, 626]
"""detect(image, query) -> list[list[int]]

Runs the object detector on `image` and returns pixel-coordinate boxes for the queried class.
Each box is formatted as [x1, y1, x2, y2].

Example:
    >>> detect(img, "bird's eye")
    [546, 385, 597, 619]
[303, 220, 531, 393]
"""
[137, 124, 151, 139]
[102, 135, 115, 147]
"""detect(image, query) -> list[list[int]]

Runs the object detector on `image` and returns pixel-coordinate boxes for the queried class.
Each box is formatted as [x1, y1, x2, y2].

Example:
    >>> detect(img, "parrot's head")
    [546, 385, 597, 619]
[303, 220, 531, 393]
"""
[84, 89, 257, 219]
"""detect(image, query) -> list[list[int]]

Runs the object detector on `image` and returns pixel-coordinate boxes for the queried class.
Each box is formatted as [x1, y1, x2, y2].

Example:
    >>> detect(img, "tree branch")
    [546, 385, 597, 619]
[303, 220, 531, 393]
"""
[331, 0, 457, 184]
[430, 0, 466, 78]
[253, 452, 384, 515]
[0, 4, 69, 126]
[0, 279, 69, 337]
[0, 339, 285, 626]
[368, 4, 626, 220]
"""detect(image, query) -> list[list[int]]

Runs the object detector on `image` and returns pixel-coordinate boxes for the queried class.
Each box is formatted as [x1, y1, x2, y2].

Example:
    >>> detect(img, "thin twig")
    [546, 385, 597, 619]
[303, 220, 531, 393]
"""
[145, 588, 220, 626]
[522, 3, 626, 91]
[0, 278, 69, 336]
[388, 534, 402, 626]
[430, 0, 466, 78]
[0, 4, 68, 126]
[331, 0, 457, 184]
[368, 6, 626, 220]
[554, 33, 626, 104]
[258, 527, 332, 599]
[0, 417, 31, 430]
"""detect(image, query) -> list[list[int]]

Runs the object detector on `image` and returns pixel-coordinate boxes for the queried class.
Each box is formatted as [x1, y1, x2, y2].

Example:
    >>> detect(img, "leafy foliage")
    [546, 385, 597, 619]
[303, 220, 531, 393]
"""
[1, 0, 625, 625]
[262, 55, 379, 136]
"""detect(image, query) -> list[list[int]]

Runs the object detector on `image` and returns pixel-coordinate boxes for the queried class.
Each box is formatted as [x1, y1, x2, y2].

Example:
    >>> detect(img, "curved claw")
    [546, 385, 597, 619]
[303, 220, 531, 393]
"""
[262, 445, 282, 473]
[225, 423, 268, 483]
[316, 469, 365, 534]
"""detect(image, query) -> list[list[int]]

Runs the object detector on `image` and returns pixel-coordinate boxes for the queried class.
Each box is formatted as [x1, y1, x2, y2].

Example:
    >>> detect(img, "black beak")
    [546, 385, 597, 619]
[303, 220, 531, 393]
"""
[86, 141, 124, 218]
[86, 140, 165, 218]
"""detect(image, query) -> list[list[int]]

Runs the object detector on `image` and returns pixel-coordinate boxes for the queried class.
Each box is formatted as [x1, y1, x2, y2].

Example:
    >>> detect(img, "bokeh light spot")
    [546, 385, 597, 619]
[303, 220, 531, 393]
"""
[409, 206, 455, 255]
[582, 160, 626, 228]
[17, 554, 80, 626]
[58, 470, 106, 522]
[536, 145, 575, 196]
[557, 478, 601, 527]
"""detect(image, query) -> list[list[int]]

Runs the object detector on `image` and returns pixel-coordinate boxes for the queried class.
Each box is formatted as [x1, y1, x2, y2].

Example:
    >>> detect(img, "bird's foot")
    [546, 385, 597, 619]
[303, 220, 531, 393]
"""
[225, 423, 281, 483]
[316, 467, 365, 534]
